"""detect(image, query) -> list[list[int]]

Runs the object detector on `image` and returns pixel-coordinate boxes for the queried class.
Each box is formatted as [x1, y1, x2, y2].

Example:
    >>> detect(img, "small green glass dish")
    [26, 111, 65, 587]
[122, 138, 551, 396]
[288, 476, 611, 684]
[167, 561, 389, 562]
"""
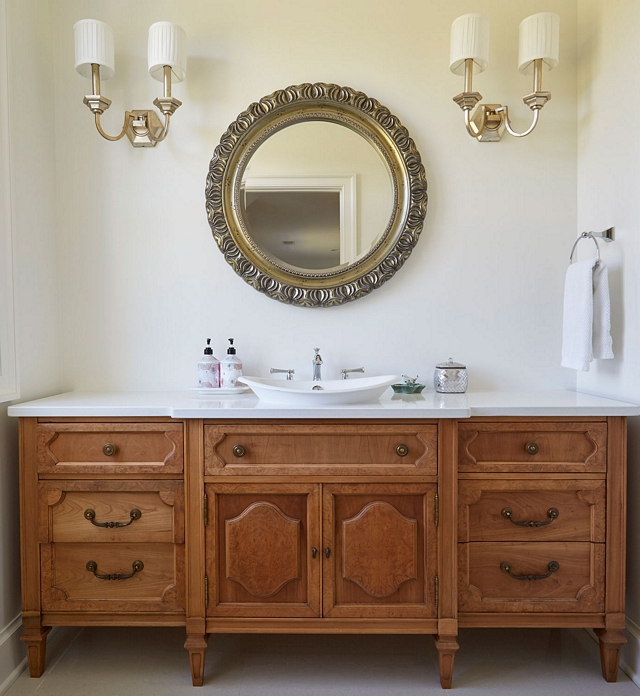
[391, 382, 426, 394]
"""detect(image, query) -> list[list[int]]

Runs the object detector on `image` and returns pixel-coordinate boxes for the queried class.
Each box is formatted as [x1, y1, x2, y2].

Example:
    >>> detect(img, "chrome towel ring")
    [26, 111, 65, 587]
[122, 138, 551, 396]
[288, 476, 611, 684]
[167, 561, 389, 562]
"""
[569, 227, 615, 266]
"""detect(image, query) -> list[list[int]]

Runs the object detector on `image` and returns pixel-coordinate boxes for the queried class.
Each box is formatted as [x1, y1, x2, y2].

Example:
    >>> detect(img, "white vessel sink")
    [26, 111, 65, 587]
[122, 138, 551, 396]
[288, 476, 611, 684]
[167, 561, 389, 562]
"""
[239, 375, 400, 406]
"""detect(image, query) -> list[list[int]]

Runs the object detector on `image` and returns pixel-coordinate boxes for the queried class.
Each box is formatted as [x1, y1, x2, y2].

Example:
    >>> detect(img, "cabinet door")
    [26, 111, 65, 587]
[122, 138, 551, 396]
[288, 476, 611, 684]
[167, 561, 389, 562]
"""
[323, 484, 437, 619]
[206, 484, 320, 618]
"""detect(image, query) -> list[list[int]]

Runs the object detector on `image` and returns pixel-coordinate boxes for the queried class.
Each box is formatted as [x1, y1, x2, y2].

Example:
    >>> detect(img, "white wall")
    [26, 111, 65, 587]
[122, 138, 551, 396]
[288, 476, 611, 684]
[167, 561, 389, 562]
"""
[0, 0, 62, 691]
[576, 0, 640, 684]
[51, 0, 578, 391]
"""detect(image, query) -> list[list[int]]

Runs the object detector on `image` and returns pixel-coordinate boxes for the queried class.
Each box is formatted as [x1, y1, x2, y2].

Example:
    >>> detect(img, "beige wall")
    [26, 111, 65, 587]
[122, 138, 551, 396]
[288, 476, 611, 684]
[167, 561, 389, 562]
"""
[51, 0, 577, 390]
[576, 0, 640, 683]
[0, 0, 62, 690]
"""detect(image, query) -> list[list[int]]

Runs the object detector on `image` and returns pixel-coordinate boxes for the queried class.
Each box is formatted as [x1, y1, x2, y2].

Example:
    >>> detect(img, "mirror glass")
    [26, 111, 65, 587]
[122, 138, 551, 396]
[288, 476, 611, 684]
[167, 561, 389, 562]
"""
[239, 121, 393, 272]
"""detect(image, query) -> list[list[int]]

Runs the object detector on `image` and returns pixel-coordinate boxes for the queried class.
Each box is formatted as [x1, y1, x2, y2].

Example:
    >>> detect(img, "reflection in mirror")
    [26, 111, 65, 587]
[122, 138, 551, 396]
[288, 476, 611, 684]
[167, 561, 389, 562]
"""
[240, 121, 393, 272]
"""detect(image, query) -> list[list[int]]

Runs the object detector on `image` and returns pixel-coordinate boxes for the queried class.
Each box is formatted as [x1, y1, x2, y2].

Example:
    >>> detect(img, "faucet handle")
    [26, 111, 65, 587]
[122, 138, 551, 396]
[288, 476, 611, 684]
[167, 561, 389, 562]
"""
[341, 367, 365, 380]
[270, 368, 295, 381]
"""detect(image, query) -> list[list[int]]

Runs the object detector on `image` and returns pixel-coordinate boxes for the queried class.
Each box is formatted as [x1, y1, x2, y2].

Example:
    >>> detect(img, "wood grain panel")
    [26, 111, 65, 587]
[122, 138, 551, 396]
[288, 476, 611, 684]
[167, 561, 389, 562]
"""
[458, 542, 604, 613]
[459, 422, 607, 473]
[226, 501, 301, 597]
[204, 424, 437, 476]
[41, 542, 184, 612]
[323, 483, 436, 619]
[37, 423, 184, 475]
[39, 481, 183, 544]
[206, 484, 320, 618]
[342, 502, 417, 598]
[458, 479, 605, 543]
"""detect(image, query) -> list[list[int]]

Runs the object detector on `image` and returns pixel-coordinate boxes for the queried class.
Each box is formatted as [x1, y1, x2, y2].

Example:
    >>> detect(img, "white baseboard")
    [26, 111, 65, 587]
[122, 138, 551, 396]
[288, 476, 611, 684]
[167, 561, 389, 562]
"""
[620, 617, 640, 688]
[585, 617, 640, 689]
[0, 616, 26, 696]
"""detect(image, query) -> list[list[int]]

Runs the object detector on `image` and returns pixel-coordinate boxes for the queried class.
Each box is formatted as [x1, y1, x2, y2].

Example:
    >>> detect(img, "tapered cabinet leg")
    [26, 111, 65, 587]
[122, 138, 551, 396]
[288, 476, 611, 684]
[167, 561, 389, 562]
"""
[594, 628, 626, 682]
[20, 627, 50, 678]
[434, 634, 459, 689]
[184, 633, 208, 686]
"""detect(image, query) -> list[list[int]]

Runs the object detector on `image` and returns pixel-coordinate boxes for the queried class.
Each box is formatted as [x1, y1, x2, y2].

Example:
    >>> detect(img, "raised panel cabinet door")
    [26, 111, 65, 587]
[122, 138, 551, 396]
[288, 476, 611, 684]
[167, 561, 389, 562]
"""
[206, 484, 321, 618]
[323, 484, 437, 619]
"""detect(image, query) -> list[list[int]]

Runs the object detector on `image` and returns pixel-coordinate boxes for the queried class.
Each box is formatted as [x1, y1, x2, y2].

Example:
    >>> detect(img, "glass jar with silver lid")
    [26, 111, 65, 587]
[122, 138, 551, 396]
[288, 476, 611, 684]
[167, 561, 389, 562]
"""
[434, 358, 468, 393]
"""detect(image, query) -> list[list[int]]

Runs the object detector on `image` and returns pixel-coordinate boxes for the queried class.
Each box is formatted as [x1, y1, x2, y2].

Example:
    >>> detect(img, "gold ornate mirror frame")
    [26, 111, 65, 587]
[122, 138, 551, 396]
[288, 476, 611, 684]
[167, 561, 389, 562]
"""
[205, 83, 427, 307]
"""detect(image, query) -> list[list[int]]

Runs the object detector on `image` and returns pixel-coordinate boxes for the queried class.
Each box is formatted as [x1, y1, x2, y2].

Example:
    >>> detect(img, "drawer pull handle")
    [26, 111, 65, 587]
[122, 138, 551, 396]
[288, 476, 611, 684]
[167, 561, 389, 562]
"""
[311, 547, 317, 559]
[103, 443, 116, 456]
[232, 445, 246, 458]
[525, 442, 539, 455]
[501, 507, 559, 527]
[86, 560, 144, 580]
[325, 547, 331, 559]
[84, 508, 142, 528]
[396, 444, 409, 457]
[500, 560, 559, 581]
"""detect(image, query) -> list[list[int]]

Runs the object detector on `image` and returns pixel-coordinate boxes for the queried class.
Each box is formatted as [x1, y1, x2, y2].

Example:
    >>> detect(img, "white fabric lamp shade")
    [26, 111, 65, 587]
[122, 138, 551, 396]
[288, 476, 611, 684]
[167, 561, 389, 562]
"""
[519, 12, 559, 74]
[148, 22, 186, 82]
[74, 19, 115, 80]
[450, 14, 490, 75]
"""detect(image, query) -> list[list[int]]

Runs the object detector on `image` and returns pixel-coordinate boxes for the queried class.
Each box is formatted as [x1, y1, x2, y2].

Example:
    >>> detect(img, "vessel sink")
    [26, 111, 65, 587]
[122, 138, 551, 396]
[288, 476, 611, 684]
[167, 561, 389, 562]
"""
[239, 375, 400, 406]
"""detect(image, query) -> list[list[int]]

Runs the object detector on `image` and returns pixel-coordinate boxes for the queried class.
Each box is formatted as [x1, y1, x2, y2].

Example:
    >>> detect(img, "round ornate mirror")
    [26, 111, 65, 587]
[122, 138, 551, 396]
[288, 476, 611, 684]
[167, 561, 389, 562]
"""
[205, 83, 427, 307]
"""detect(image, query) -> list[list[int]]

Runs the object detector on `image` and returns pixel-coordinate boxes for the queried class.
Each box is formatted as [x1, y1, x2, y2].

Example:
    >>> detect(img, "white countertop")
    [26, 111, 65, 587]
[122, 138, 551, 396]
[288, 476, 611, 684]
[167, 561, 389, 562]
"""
[7, 389, 640, 419]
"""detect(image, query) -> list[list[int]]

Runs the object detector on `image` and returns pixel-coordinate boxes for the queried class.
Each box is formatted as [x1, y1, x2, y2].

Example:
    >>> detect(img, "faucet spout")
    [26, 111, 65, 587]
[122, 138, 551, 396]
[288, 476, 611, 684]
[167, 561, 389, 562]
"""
[312, 348, 323, 381]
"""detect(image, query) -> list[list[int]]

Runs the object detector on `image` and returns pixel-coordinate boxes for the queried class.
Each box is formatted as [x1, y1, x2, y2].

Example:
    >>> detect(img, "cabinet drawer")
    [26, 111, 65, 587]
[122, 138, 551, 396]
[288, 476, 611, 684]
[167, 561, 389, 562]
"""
[458, 542, 604, 613]
[458, 422, 607, 473]
[204, 424, 437, 476]
[36, 423, 184, 475]
[458, 480, 605, 543]
[39, 481, 184, 544]
[41, 542, 184, 612]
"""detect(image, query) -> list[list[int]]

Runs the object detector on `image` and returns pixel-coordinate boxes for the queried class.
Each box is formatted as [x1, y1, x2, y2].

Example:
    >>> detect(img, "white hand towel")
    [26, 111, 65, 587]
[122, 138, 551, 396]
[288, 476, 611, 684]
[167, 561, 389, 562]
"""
[561, 258, 613, 371]
[592, 262, 614, 360]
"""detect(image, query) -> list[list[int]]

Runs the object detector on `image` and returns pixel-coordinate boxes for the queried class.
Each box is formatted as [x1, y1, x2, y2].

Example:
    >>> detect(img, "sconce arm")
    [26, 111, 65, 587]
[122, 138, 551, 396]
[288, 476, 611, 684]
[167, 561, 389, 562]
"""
[94, 111, 134, 142]
[494, 105, 540, 138]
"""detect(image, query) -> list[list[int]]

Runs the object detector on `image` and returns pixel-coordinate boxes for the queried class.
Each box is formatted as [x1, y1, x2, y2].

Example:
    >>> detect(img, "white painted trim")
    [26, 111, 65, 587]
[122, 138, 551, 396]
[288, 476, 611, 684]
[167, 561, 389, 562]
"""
[0, 616, 20, 649]
[244, 175, 357, 265]
[0, 0, 18, 403]
[621, 617, 640, 688]
[0, 616, 23, 696]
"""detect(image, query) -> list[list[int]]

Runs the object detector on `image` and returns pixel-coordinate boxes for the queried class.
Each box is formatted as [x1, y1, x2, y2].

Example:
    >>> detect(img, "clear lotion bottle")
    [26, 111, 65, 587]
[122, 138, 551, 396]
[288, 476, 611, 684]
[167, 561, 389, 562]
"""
[220, 338, 243, 388]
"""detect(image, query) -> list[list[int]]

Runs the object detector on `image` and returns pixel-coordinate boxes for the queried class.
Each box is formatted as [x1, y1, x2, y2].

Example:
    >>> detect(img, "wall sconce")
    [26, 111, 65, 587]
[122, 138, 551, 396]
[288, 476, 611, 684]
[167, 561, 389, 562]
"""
[450, 13, 559, 142]
[74, 19, 186, 147]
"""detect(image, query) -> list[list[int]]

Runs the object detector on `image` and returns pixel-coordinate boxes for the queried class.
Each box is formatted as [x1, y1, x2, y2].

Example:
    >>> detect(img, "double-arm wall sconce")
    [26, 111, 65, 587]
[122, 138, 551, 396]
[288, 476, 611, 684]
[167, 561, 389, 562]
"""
[450, 12, 559, 142]
[74, 19, 186, 147]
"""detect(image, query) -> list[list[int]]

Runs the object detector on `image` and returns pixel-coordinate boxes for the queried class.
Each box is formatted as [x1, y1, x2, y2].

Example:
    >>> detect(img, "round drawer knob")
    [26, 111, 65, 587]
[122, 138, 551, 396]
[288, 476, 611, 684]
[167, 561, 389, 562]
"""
[232, 445, 246, 458]
[396, 444, 409, 457]
[525, 442, 539, 455]
[102, 443, 116, 457]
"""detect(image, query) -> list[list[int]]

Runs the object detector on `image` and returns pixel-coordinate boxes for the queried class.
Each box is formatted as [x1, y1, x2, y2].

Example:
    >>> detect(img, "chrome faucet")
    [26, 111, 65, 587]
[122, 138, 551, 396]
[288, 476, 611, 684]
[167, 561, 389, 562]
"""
[341, 367, 365, 380]
[312, 348, 323, 381]
[270, 368, 295, 381]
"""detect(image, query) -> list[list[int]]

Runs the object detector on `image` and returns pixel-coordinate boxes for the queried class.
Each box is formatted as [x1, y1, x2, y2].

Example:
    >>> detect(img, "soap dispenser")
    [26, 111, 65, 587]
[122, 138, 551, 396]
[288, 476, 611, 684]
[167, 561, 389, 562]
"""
[197, 339, 220, 388]
[220, 338, 243, 388]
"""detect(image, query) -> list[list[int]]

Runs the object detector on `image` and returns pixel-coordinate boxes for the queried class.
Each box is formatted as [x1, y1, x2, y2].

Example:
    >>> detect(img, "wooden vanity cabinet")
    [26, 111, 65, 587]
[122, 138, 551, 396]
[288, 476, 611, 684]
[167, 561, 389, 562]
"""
[19, 415, 627, 689]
